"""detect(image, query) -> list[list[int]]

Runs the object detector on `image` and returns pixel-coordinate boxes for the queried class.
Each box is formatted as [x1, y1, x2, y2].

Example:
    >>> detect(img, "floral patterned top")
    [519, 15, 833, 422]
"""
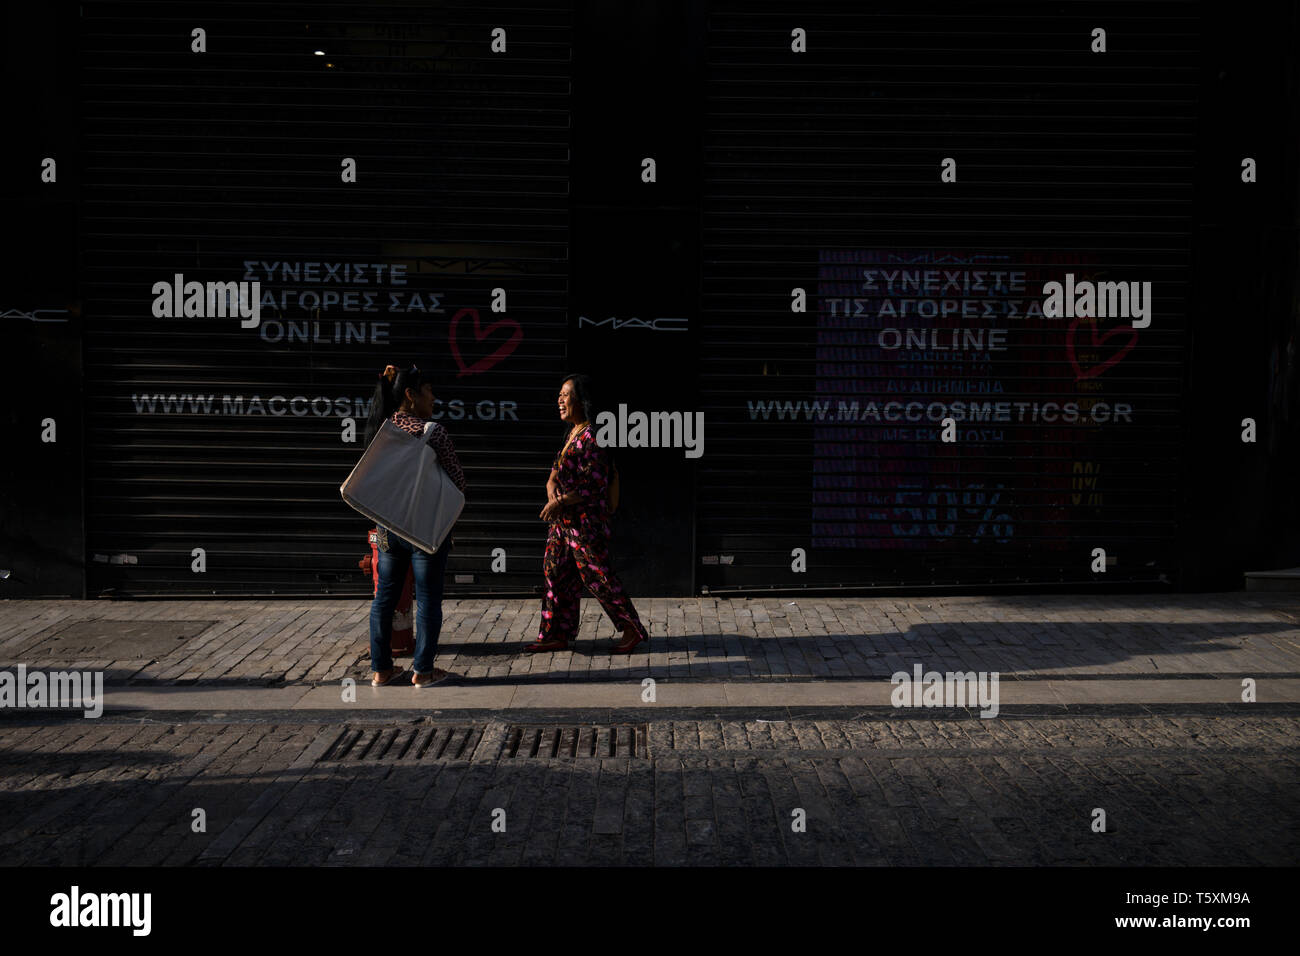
[551, 424, 611, 525]
[391, 411, 467, 492]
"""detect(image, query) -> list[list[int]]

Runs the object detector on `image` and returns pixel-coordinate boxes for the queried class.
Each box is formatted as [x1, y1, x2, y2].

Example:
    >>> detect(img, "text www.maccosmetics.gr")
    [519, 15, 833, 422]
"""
[130, 394, 519, 421]
[748, 399, 1131, 424]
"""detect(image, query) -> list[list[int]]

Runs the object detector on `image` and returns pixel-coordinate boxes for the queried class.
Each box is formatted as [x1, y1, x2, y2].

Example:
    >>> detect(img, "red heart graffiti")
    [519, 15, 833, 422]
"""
[1065, 316, 1138, 380]
[449, 307, 523, 377]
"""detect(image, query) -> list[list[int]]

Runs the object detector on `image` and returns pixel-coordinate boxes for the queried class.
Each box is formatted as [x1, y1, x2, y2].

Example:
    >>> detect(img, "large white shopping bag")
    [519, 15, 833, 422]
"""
[339, 419, 465, 553]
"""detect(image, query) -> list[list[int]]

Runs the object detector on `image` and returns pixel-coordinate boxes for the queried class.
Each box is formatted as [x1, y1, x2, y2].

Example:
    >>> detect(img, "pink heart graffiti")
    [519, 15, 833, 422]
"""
[449, 307, 523, 377]
[1065, 316, 1138, 380]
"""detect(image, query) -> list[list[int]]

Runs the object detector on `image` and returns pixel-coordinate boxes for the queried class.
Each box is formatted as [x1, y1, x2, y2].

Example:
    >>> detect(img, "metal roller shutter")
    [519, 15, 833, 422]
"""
[698, 0, 1197, 591]
[80, 0, 571, 595]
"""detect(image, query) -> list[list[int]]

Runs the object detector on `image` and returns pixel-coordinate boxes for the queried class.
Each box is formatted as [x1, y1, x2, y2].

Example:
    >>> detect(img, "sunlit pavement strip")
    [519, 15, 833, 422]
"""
[6, 594, 1300, 717]
[92, 678, 1300, 712]
[6, 594, 1300, 692]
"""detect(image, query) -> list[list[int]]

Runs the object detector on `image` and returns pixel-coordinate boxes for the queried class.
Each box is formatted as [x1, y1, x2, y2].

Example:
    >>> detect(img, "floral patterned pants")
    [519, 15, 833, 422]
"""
[538, 515, 648, 644]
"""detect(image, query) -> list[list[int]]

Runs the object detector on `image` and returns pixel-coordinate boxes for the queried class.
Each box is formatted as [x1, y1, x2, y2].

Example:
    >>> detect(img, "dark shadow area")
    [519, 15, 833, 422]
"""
[0, 747, 174, 774]
[0, 714, 1295, 867]
[408, 617, 1300, 681]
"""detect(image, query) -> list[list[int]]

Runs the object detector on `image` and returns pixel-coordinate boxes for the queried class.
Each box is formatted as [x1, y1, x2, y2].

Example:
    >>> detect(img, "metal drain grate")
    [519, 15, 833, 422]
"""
[504, 724, 648, 759]
[316, 725, 481, 762]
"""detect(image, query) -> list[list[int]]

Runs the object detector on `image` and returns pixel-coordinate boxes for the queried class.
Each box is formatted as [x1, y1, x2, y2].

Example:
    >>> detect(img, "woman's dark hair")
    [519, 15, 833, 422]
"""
[364, 364, 433, 447]
[561, 372, 598, 426]
[562, 372, 616, 469]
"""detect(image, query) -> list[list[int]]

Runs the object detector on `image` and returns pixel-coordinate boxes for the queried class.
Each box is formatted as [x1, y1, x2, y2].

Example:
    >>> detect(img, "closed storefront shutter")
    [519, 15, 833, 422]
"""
[81, 1, 571, 595]
[698, 1, 1197, 590]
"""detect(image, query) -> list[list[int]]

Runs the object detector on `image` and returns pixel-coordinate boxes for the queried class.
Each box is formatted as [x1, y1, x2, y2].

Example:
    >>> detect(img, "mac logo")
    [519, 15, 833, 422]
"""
[577, 314, 689, 332]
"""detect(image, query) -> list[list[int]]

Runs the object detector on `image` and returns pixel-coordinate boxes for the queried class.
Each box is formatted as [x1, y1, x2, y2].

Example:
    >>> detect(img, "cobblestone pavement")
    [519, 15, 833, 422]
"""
[2, 593, 1299, 687]
[2, 711, 1296, 866]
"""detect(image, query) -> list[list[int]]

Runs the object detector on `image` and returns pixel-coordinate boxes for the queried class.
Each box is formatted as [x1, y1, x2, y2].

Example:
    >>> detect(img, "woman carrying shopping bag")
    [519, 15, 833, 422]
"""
[360, 364, 467, 687]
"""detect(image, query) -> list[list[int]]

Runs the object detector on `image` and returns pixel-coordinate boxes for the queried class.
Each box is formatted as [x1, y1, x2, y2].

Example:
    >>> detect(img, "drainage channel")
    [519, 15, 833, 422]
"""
[503, 723, 648, 759]
[315, 722, 650, 762]
[317, 725, 481, 762]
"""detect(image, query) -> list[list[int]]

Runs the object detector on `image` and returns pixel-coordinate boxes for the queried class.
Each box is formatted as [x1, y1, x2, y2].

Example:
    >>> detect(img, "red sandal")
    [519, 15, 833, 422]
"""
[609, 629, 646, 654]
[525, 639, 569, 652]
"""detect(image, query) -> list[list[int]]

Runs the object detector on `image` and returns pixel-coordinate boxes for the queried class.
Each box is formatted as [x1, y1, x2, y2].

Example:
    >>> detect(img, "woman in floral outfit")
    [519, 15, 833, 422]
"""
[527, 374, 648, 654]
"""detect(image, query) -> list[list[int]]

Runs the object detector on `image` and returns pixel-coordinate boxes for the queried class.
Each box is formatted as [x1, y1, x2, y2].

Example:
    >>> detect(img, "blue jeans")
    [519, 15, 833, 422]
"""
[368, 528, 451, 675]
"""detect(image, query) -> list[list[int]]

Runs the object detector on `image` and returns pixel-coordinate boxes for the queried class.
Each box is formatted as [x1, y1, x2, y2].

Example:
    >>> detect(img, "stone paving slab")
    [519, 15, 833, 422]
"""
[84, 677, 1300, 712]
[0, 713, 1295, 867]
[2, 593, 1299, 691]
